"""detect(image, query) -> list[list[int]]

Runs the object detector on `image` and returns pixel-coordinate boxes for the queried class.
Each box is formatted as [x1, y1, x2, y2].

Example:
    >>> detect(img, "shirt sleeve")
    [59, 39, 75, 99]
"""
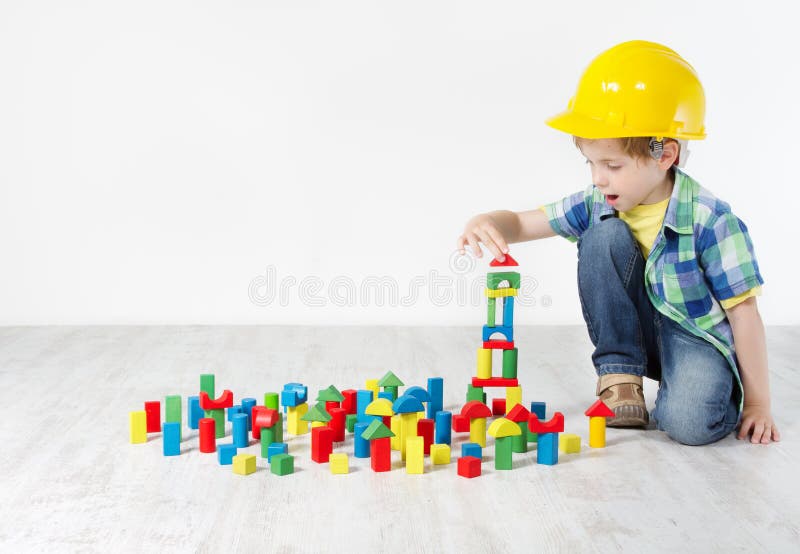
[698, 211, 765, 302]
[719, 285, 762, 310]
[540, 188, 593, 243]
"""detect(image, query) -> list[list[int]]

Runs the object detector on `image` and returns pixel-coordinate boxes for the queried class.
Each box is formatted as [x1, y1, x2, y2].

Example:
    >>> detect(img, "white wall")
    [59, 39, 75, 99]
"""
[1, 1, 798, 325]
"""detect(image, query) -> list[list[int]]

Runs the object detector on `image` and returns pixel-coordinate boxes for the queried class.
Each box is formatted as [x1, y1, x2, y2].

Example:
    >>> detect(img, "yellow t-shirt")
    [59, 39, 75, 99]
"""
[618, 197, 760, 310]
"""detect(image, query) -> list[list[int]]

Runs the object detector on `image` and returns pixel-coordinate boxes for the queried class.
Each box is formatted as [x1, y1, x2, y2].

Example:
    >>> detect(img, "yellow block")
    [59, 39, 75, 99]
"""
[469, 418, 487, 448]
[311, 421, 325, 428]
[129, 411, 147, 444]
[233, 454, 256, 475]
[477, 348, 492, 379]
[406, 436, 424, 474]
[287, 403, 309, 435]
[365, 379, 379, 397]
[366, 398, 394, 417]
[589, 416, 607, 448]
[390, 414, 400, 451]
[559, 433, 581, 454]
[505, 386, 522, 411]
[329, 453, 349, 474]
[487, 417, 522, 438]
[430, 444, 451, 465]
[399, 413, 418, 460]
[485, 287, 518, 298]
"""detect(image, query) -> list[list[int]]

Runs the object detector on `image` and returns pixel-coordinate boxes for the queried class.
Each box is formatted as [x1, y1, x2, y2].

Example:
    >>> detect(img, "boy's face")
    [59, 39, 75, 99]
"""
[578, 139, 673, 212]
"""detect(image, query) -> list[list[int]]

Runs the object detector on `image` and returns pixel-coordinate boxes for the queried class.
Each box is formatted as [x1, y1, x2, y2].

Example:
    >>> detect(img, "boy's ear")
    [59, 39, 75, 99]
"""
[658, 140, 680, 170]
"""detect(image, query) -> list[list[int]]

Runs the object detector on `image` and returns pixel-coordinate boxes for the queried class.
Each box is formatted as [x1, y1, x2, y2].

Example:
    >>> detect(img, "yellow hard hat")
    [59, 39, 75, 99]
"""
[546, 40, 706, 140]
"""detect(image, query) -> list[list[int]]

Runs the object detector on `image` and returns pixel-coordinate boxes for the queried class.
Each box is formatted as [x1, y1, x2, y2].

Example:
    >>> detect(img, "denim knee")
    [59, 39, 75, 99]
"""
[654, 405, 737, 446]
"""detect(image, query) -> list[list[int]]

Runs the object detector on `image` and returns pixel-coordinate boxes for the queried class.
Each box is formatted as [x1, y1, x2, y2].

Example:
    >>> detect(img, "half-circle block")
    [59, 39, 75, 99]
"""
[392, 395, 424, 414]
[461, 400, 492, 419]
[404, 386, 430, 403]
[365, 398, 394, 417]
[488, 417, 522, 437]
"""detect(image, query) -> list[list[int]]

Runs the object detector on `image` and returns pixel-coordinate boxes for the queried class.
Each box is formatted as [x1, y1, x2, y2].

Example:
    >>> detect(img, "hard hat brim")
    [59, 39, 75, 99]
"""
[545, 110, 706, 141]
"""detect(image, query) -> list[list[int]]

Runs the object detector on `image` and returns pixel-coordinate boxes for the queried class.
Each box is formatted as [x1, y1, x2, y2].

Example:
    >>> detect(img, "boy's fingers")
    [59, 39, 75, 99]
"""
[466, 235, 482, 258]
[474, 229, 502, 260]
[772, 427, 782, 441]
[486, 227, 509, 256]
[737, 419, 752, 440]
[750, 422, 765, 444]
[456, 236, 467, 254]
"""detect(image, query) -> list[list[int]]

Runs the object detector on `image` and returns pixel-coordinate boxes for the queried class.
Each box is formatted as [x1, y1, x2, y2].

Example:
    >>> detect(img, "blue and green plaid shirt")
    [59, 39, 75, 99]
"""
[542, 167, 764, 403]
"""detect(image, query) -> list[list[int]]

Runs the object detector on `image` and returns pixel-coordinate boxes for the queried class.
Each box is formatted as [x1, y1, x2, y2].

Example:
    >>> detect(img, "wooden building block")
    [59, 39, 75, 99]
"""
[233, 454, 256, 475]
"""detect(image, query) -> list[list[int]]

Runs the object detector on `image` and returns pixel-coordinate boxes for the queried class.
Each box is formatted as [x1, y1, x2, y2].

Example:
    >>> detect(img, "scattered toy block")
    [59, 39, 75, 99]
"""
[199, 390, 234, 410]
[501, 346, 516, 379]
[378, 371, 404, 400]
[328, 407, 346, 442]
[417, 418, 434, 455]
[329, 453, 349, 475]
[270, 453, 294, 476]
[129, 411, 147, 444]
[483, 324, 513, 345]
[560, 433, 581, 454]
[506, 404, 531, 453]
[232, 413, 249, 448]
[452, 414, 470, 433]
[458, 456, 481, 478]
[466, 384, 486, 403]
[317, 385, 344, 404]
[528, 412, 565, 435]
[494, 436, 513, 470]
[162, 422, 181, 456]
[426, 377, 443, 419]
[241, 398, 256, 430]
[430, 444, 451, 465]
[208, 408, 225, 438]
[505, 386, 522, 412]
[406, 436, 424, 474]
[227, 405, 243, 422]
[200, 374, 215, 400]
[188, 396, 202, 430]
[199, 418, 216, 453]
[267, 442, 288, 463]
[287, 403, 309, 435]
[361, 420, 395, 472]
[537, 432, 559, 466]
[346, 413, 358, 433]
[471, 377, 519, 388]
[461, 401, 492, 447]
[311, 425, 334, 463]
[233, 454, 256, 475]
[356, 389, 375, 424]
[217, 444, 238, 465]
[165, 395, 182, 441]
[252, 407, 279, 440]
[585, 399, 615, 448]
[435, 411, 452, 445]
[492, 398, 506, 416]
[365, 379, 380, 398]
[341, 389, 358, 414]
[477, 348, 492, 379]
[486, 270, 521, 290]
[144, 401, 161, 433]
[263, 392, 279, 410]
[461, 443, 482, 459]
[281, 383, 308, 409]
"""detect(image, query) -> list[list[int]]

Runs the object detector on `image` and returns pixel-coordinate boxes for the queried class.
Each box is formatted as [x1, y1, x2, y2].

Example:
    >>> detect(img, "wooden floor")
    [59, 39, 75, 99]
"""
[0, 326, 797, 553]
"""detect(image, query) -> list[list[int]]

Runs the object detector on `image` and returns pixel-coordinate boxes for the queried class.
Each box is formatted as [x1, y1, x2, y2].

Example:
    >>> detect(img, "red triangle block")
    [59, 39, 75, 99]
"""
[489, 253, 519, 267]
[584, 399, 615, 418]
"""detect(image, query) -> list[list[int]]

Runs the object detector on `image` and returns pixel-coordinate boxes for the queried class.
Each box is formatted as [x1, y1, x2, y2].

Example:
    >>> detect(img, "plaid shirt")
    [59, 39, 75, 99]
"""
[543, 167, 764, 404]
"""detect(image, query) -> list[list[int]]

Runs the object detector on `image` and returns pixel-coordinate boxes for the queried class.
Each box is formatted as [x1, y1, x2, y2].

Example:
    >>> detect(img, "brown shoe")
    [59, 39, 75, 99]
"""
[596, 373, 649, 427]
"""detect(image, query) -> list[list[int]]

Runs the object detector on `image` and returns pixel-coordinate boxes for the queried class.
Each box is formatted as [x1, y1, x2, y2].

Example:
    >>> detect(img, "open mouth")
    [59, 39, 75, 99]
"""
[607, 194, 619, 202]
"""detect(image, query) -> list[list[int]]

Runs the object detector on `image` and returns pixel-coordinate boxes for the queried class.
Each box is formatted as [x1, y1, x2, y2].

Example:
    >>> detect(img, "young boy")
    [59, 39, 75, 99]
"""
[457, 40, 779, 446]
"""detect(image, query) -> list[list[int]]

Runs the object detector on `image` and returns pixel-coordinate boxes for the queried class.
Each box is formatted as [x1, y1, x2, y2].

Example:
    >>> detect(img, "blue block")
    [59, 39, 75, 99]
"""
[354, 422, 371, 458]
[232, 413, 249, 448]
[267, 442, 288, 463]
[427, 377, 443, 419]
[537, 432, 559, 465]
[188, 396, 202, 430]
[483, 324, 513, 342]
[377, 391, 394, 401]
[217, 444, 238, 465]
[162, 422, 181, 456]
[227, 405, 243, 422]
[281, 383, 308, 409]
[502, 296, 515, 327]
[241, 398, 257, 430]
[356, 390, 375, 424]
[530, 402, 546, 419]
[435, 410, 452, 445]
[461, 442, 482, 459]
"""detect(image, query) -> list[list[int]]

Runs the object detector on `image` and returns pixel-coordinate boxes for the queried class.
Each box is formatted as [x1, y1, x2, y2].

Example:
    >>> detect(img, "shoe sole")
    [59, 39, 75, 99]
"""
[607, 404, 649, 428]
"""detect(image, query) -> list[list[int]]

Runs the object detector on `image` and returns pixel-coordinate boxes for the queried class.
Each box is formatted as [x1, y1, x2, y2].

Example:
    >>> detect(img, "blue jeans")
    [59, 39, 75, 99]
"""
[577, 217, 740, 446]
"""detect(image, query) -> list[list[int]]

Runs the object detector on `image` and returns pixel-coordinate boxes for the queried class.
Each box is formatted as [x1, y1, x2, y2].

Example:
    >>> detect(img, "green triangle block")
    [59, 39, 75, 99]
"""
[360, 419, 395, 441]
[378, 371, 404, 388]
[300, 402, 332, 423]
[316, 385, 344, 402]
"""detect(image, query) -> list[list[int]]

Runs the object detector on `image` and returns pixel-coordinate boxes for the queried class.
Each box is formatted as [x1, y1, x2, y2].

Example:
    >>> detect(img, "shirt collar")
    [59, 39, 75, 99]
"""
[663, 166, 695, 234]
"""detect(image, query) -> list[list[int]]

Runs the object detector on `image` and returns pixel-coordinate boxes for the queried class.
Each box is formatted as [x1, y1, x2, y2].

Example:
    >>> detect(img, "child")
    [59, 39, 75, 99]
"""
[457, 40, 779, 446]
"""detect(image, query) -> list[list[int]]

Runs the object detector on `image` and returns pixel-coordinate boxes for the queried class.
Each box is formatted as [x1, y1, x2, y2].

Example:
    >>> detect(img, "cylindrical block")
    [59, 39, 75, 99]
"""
[506, 386, 522, 412]
[241, 398, 256, 430]
[589, 417, 607, 448]
[477, 348, 492, 379]
[232, 413, 249, 448]
[263, 392, 279, 410]
[199, 418, 216, 453]
[354, 422, 370, 458]
[435, 411, 452, 445]
[502, 348, 518, 379]
[469, 418, 487, 447]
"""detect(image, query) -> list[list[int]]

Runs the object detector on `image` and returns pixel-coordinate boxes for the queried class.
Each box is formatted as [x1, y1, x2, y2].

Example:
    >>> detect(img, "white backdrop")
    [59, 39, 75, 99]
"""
[1, 1, 798, 325]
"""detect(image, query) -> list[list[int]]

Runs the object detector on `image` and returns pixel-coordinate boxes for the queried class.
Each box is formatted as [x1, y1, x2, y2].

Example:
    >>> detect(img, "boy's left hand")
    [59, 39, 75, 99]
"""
[737, 405, 781, 444]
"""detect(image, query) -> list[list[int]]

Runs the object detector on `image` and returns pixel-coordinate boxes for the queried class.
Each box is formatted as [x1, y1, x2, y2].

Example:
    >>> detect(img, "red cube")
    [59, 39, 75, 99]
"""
[458, 456, 481, 478]
[492, 398, 506, 416]
[452, 414, 470, 433]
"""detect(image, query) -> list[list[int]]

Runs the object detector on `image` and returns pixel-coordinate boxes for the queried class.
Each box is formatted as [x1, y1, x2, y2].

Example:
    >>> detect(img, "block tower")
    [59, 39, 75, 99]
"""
[468, 254, 522, 412]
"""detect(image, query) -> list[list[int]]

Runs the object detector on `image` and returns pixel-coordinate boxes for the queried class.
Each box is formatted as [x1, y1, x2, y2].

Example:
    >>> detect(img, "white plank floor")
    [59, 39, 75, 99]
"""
[0, 325, 797, 553]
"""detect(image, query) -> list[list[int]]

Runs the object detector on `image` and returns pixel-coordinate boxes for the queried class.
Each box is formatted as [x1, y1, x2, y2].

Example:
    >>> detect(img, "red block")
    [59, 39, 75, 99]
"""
[417, 418, 434, 455]
[325, 401, 340, 414]
[370, 437, 391, 472]
[252, 406, 279, 440]
[458, 456, 481, 478]
[311, 426, 334, 463]
[482, 340, 515, 350]
[492, 398, 506, 416]
[328, 407, 346, 442]
[199, 418, 216, 453]
[452, 414, 470, 433]
[144, 401, 161, 433]
[341, 389, 358, 415]
[199, 390, 234, 410]
[472, 377, 519, 388]
[528, 412, 565, 434]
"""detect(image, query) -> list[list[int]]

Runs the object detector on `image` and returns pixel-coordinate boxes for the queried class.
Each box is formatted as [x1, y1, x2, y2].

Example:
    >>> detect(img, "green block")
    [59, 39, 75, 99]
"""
[487, 271, 521, 290]
[466, 385, 486, 403]
[271, 453, 294, 476]
[273, 413, 283, 444]
[512, 422, 528, 453]
[384, 386, 398, 401]
[264, 392, 279, 410]
[208, 408, 225, 438]
[260, 430, 277, 458]
[495, 436, 513, 470]
[528, 429, 538, 443]
[200, 374, 215, 397]
[502, 348, 518, 379]
[165, 395, 182, 441]
[487, 297, 496, 327]
[346, 413, 357, 433]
